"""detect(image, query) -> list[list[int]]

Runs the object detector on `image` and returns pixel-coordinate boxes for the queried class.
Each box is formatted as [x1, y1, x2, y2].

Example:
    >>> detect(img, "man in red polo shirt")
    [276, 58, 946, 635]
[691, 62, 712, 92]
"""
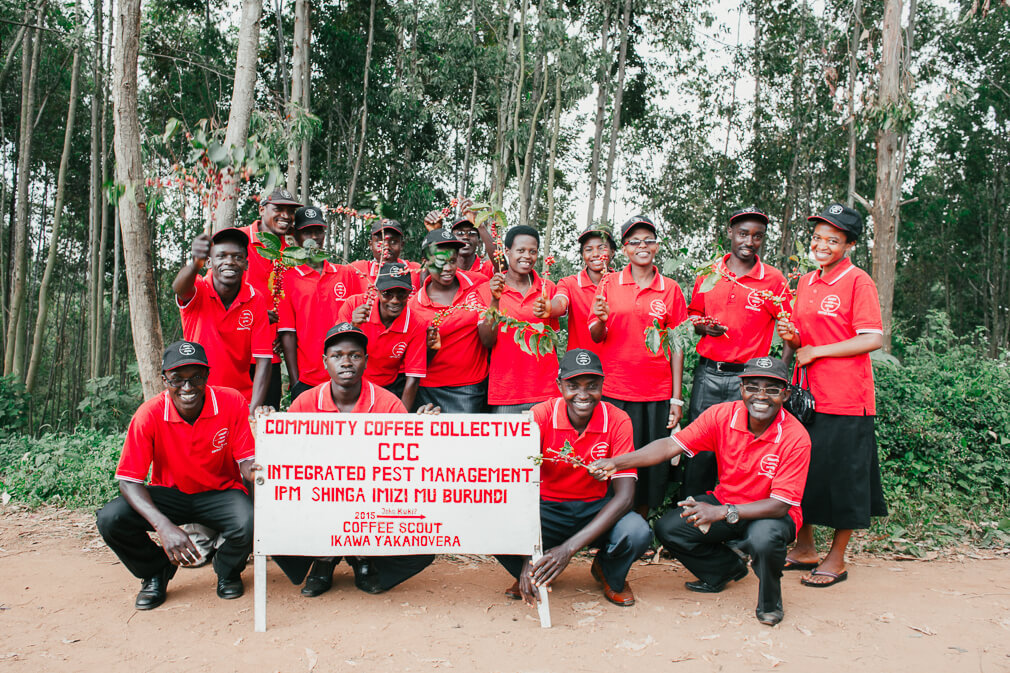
[174, 228, 273, 413]
[237, 188, 303, 409]
[338, 262, 426, 408]
[591, 357, 811, 626]
[683, 207, 789, 497]
[497, 349, 652, 608]
[278, 205, 364, 401]
[96, 340, 257, 610]
[349, 220, 422, 291]
[276, 323, 436, 597]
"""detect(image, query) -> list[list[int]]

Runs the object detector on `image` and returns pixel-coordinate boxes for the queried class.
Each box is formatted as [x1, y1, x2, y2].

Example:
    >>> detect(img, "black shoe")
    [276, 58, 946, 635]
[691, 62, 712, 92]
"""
[301, 560, 335, 598]
[685, 562, 748, 594]
[349, 557, 384, 595]
[216, 574, 244, 600]
[135, 565, 177, 610]
[756, 608, 784, 626]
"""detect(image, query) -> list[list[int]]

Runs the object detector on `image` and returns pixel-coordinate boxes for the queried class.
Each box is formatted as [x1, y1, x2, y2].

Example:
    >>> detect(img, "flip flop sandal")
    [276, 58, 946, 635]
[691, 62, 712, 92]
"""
[800, 569, 848, 587]
[639, 547, 657, 562]
[783, 557, 819, 571]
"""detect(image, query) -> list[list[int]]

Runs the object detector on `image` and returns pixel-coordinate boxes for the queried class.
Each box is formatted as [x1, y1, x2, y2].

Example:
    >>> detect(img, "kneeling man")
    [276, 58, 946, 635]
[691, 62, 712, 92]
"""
[96, 340, 257, 609]
[591, 357, 810, 625]
[498, 348, 652, 607]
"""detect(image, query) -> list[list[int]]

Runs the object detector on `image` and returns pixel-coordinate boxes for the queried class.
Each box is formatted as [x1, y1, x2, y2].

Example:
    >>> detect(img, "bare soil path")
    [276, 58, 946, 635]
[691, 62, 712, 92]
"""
[1, 507, 1009, 672]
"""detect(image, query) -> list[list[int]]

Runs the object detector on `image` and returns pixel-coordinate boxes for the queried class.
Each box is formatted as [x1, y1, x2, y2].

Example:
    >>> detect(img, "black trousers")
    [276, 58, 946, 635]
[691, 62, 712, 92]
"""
[96, 486, 254, 581]
[681, 363, 743, 498]
[251, 362, 283, 409]
[654, 493, 795, 614]
[273, 554, 434, 592]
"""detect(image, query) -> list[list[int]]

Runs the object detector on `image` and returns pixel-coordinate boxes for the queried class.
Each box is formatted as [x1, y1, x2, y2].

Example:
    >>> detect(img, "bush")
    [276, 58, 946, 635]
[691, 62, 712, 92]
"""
[0, 374, 29, 440]
[871, 311, 1010, 552]
[0, 430, 123, 507]
[77, 374, 143, 432]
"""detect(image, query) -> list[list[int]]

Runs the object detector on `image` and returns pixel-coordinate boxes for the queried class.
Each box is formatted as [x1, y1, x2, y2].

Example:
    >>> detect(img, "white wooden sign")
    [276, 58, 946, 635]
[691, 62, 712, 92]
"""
[253, 412, 548, 630]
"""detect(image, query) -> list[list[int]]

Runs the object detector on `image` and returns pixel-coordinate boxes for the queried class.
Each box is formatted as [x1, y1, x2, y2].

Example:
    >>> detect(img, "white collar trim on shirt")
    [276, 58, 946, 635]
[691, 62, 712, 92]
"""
[809, 262, 856, 287]
[729, 405, 784, 444]
[163, 387, 218, 421]
[550, 398, 609, 433]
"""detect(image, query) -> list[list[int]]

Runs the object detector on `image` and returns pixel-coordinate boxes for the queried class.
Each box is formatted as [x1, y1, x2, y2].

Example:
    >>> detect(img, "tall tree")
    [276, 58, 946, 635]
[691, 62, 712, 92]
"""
[585, 0, 611, 228]
[344, 0, 376, 261]
[600, 0, 633, 225]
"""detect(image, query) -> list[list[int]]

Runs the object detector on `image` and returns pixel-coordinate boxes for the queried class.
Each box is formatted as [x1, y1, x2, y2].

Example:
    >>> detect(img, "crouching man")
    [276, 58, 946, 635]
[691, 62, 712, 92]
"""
[96, 340, 257, 610]
[274, 322, 439, 596]
[590, 357, 810, 625]
[497, 348, 652, 607]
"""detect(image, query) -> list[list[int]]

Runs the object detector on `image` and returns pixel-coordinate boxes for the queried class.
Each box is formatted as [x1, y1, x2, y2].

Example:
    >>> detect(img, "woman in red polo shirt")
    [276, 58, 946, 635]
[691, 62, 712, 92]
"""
[590, 215, 687, 517]
[556, 226, 617, 353]
[777, 203, 886, 588]
[478, 226, 567, 413]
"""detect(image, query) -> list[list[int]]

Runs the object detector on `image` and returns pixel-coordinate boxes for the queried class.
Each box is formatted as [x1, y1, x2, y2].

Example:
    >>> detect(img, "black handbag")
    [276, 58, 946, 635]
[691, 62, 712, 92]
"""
[784, 365, 816, 424]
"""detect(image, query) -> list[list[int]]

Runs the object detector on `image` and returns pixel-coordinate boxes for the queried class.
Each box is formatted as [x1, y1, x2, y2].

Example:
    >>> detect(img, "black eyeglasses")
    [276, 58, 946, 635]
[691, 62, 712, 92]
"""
[743, 383, 785, 396]
[380, 289, 411, 300]
[164, 373, 208, 389]
[624, 238, 659, 248]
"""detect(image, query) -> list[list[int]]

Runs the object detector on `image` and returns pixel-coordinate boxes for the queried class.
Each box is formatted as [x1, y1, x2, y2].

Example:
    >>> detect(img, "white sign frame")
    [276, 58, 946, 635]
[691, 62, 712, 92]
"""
[253, 412, 550, 630]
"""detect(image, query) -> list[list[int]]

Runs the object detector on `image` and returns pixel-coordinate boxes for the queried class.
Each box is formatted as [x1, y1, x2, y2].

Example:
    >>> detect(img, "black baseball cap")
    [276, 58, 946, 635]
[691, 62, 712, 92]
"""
[450, 216, 475, 231]
[261, 188, 302, 207]
[162, 340, 210, 372]
[619, 215, 657, 242]
[808, 203, 863, 239]
[375, 262, 413, 291]
[294, 205, 326, 230]
[211, 227, 250, 248]
[577, 226, 617, 250]
[558, 348, 605, 380]
[369, 219, 404, 237]
[423, 227, 466, 250]
[323, 322, 368, 351]
[729, 207, 769, 227]
[739, 357, 790, 385]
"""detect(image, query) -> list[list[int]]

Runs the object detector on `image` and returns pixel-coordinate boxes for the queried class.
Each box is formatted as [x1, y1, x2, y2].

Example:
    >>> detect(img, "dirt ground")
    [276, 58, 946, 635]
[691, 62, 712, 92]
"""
[1, 507, 1009, 673]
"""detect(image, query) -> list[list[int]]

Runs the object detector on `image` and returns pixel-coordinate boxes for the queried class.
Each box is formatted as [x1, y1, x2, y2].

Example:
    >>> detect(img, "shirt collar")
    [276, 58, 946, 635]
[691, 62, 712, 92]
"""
[316, 381, 376, 412]
[719, 253, 766, 280]
[204, 275, 255, 305]
[501, 270, 544, 298]
[295, 260, 342, 278]
[162, 387, 219, 423]
[809, 257, 856, 286]
[550, 397, 609, 435]
[618, 264, 665, 291]
[418, 272, 478, 307]
[368, 303, 411, 333]
[728, 400, 784, 444]
[577, 268, 597, 289]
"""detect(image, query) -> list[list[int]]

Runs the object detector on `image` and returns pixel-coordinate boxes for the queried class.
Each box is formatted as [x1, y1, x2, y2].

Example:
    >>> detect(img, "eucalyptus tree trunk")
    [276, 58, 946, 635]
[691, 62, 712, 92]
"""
[846, 0, 862, 208]
[4, 1, 44, 378]
[214, 0, 262, 232]
[0, 1, 41, 89]
[543, 74, 562, 263]
[585, 0, 611, 228]
[287, 0, 307, 193]
[460, 0, 478, 197]
[519, 54, 548, 227]
[87, 0, 103, 378]
[26, 0, 83, 393]
[113, 0, 166, 399]
[601, 0, 632, 226]
[344, 0, 376, 262]
[299, 1, 311, 203]
[107, 203, 120, 369]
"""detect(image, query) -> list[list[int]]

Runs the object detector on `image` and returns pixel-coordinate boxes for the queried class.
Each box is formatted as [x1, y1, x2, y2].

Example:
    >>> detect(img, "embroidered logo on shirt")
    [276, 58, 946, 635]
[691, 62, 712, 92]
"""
[334, 282, 347, 299]
[648, 299, 667, 318]
[211, 428, 229, 453]
[758, 453, 779, 478]
[392, 342, 407, 357]
[237, 309, 254, 330]
[590, 442, 610, 460]
[746, 289, 764, 312]
[465, 291, 480, 305]
[818, 294, 841, 316]
[179, 342, 196, 356]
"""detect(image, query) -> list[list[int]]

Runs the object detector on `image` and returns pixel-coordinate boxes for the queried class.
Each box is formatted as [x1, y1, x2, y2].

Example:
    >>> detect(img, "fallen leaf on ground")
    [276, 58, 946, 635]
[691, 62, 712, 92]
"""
[794, 624, 812, 636]
[877, 612, 894, 623]
[697, 634, 720, 641]
[616, 635, 656, 652]
[306, 647, 317, 671]
[906, 624, 936, 636]
[761, 652, 786, 666]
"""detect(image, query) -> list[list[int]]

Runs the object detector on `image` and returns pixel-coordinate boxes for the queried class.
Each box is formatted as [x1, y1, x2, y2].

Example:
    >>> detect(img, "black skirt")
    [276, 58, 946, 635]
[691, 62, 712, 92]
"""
[603, 397, 673, 510]
[801, 412, 887, 530]
[415, 380, 488, 413]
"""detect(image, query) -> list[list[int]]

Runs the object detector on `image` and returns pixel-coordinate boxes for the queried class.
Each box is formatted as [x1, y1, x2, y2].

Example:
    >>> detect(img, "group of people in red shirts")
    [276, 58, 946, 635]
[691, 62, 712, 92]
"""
[95, 190, 886, 629]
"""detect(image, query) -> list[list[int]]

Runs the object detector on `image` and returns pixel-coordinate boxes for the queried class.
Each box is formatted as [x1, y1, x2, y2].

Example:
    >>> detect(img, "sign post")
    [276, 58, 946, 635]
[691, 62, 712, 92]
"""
[253, 412, 545, 630]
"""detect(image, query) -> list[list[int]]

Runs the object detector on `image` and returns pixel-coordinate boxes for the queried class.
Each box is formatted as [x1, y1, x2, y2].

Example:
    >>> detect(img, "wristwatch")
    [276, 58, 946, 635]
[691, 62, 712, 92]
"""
[724, 504, 740, 524]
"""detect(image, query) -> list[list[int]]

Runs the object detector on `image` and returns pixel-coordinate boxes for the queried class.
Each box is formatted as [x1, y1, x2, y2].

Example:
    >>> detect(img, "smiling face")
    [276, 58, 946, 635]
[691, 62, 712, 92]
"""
[580, 235, 613, 273]
[370, 231, 403, 263]
[323, 337, 367, 388]
[809, 223, 855, 273]
[378, 287, 410, 319]
[740, 375, 789, 426]
[209, 240, 248, 287]
[558, 374, 604, 428]
[622, 225, 659, 267]
[259, 203, 297, 236]
[452, 223, 479, 256]
[426, 244, 459, 286]
[506, 234, 539, 276]
[728, 219, 767, 264]
[162, 364, 209, 420]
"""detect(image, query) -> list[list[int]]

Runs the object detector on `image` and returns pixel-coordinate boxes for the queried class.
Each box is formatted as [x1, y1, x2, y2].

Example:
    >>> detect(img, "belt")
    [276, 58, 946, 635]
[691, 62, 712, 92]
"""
[699, 357, 745, 373]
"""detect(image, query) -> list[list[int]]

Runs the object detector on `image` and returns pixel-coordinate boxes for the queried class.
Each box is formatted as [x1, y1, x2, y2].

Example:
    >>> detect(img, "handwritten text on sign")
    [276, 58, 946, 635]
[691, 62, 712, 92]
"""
[254, 413, 541, 557]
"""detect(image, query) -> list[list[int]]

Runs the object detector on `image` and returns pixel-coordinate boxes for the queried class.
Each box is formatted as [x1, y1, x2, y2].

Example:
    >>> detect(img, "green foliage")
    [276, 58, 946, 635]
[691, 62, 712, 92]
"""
[0, 430, 123, 507]
[77, 376, 143, 433]
[0, 375, 30, 440]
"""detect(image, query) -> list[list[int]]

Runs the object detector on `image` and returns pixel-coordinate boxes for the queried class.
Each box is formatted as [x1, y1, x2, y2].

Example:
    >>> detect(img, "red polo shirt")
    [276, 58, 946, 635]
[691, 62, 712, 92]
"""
[336, 295, 427, 386]
[674, 401, 811, 531]
[477, 272, 561, 406]
[115, 387, 255, 494]
[289, 381, 407, 413]
[348, 258, 422, 292]
[408, 272, 489, 388]
[458, 256, 495, 279]
[688, 255, 789, 364]
[277, 262, 365, 386]
[532, 398, 637, 502]
[791, 258, 883, 415]
[238, 222, 286, 363]
[178, 275, 273, 401]
[556, 269, 600, 352]
[591, 266, 688, 402]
